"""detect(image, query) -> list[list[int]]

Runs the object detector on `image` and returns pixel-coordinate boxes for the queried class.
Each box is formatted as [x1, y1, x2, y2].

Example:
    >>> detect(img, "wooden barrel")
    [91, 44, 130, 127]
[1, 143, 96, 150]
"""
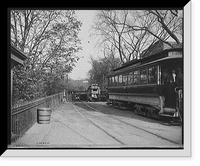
[37, 107, 51, 124]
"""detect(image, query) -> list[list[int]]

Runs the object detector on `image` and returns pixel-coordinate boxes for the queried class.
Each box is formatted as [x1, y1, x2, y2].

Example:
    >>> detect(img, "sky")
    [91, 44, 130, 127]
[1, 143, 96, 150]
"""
[68, 10, 99, 80]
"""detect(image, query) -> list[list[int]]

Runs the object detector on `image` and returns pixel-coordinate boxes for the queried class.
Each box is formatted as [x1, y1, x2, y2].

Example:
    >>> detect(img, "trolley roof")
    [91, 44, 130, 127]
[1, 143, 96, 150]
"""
[112, 48, 182, 72]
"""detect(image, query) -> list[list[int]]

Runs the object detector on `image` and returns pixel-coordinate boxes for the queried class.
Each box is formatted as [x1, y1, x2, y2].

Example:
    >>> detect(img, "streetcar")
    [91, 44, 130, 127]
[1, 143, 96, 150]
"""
[107, 42, 183, 121]
[87, 84, 101, 101]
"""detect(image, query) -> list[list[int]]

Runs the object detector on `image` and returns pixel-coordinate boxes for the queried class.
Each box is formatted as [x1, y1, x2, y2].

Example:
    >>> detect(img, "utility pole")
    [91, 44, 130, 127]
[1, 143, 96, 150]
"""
[66, 73, 69, 101]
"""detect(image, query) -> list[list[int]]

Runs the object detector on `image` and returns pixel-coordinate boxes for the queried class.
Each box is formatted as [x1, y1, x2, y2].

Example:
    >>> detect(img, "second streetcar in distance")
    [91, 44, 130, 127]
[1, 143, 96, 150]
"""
[87, 84, 101, 102]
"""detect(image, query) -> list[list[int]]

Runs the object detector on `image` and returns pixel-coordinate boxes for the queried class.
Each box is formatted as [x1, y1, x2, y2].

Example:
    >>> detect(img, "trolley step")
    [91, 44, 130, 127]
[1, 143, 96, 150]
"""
[163, 107, 176, 112]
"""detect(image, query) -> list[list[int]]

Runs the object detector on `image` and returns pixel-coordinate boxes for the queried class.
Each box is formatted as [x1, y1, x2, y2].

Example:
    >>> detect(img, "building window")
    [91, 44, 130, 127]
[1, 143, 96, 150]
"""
[128, 72, 133, 85]
[148, 66, 157, 84]
[140, 69, 148, 84]
[133, 70, 140, 84]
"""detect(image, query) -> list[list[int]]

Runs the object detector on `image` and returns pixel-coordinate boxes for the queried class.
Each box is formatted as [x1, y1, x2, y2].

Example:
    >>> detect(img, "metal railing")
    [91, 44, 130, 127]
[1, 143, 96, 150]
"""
[11, 92, 64, 142]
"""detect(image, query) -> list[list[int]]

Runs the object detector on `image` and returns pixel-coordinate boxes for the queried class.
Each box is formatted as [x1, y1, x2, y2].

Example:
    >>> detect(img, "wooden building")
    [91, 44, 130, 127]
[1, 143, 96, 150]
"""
[9, 45, 28, 144]
[11, 45, 28, 106]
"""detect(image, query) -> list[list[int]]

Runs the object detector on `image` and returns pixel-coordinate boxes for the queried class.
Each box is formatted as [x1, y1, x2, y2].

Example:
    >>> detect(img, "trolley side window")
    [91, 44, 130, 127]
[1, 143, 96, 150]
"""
[119, 75, 122, 85]
[133, 70, 140, 85]
[148, 66, 157, 84]
[128, 72, 133, 85]
[140, 68, 148, 84]
[115, 75, 118, 86]
[112, 76, 115, 86]
[123, 74, 127, 85]
[109, 77, 112, 86]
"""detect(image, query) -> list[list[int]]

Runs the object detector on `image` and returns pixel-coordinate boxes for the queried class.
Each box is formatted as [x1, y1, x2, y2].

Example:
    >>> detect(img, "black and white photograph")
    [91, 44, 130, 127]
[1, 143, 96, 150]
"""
[4, 3, 193, 158]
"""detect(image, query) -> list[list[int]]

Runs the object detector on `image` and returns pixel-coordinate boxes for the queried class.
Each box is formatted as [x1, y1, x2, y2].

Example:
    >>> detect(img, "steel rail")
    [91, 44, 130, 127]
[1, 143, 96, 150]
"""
[83, 102, 182, 146]
[73, 104, 125, 145]
[50, 115, 94, 144]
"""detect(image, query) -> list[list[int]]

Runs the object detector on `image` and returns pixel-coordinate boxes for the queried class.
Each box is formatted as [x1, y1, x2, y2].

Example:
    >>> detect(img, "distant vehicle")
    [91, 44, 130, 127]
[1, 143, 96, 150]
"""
[87, 84, 101, 101]
[75, 95, 80, 100]
[107, 46, 183, 121]
[72, 91, 87, 101]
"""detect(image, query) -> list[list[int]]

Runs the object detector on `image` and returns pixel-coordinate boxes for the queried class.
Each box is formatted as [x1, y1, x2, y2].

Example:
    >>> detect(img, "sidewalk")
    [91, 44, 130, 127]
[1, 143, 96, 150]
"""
[10, 103, 84, 148]
[9, 102, 122, 148]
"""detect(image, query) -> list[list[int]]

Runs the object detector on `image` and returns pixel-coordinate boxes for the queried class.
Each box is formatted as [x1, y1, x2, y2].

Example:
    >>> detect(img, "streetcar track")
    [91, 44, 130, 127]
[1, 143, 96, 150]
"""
[50, 116, 95, 144]
[73, 105, 125, 145]
[81, 102, 182, 145]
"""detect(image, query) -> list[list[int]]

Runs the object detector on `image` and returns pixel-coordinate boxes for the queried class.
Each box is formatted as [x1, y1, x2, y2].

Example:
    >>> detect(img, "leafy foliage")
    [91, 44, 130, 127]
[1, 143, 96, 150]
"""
[11, 10, 82, 104]
[87, 54, 121, 89]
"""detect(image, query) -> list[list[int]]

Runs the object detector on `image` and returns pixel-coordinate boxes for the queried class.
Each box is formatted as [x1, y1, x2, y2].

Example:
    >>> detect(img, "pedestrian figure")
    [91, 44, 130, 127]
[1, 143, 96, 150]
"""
[162, 69, 173, 85]
[162, 70, 168, 85]
[162, 69, 176, 107]
[166, 70, 176, 107]
[172, 69, 176, 84]
[63, 89, 66, 102]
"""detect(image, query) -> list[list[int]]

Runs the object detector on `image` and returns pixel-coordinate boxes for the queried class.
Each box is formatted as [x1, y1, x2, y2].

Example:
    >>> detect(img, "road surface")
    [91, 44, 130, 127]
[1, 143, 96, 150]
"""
[10, 102, 183, 148]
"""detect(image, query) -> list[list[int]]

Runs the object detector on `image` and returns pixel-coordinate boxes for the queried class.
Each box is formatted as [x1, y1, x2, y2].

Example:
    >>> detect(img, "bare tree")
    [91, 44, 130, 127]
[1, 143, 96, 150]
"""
[102, 43, 122, 70]
[92, 10, 134, 63]
[92, 10, 183, 63]
[147, 10, 182, 45]
[125, 10, 182, 47]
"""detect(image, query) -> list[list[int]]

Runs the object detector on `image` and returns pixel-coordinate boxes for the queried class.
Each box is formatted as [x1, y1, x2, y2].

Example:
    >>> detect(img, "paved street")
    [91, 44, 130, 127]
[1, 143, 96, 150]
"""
[10, 102, 183, 148]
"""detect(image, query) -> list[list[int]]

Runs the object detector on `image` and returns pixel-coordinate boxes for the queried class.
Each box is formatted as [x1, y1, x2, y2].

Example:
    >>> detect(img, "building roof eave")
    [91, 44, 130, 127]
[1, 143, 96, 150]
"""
[11, 45, 28, 62]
